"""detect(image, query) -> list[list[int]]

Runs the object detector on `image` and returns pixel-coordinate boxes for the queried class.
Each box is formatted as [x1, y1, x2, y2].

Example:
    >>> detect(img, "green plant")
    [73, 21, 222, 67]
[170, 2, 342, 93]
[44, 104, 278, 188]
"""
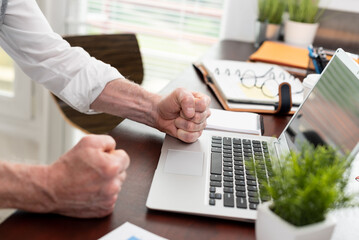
[257, 144, 355, 227]
[287, 0, 324, 23]
[258, 0, 286, 24]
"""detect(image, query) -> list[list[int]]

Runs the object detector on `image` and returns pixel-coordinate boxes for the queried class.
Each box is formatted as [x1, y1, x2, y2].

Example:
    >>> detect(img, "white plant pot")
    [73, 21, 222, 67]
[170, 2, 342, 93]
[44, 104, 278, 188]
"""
[256, 202, 336, 240]
[284, 20, 319, 48]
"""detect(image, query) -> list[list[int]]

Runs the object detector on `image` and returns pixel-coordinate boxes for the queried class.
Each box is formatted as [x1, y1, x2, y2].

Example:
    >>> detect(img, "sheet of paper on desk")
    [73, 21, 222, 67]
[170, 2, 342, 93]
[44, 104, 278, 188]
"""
[206, 108, 262, 135]
[99, 222, 167, 240]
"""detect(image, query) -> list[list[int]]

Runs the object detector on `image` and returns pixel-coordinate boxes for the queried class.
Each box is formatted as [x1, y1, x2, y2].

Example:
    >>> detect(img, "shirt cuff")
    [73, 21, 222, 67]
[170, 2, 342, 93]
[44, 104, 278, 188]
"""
[59, 57, 124, 114]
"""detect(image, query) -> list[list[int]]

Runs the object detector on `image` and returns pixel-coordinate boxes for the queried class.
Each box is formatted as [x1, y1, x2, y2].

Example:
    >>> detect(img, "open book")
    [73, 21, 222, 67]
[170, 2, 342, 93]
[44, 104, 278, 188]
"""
[194, 59, 304, 114]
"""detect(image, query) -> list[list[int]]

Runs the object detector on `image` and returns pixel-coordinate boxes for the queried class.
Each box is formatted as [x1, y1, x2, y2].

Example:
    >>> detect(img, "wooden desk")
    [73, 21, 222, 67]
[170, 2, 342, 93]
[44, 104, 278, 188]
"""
[0, 41, 291, 240]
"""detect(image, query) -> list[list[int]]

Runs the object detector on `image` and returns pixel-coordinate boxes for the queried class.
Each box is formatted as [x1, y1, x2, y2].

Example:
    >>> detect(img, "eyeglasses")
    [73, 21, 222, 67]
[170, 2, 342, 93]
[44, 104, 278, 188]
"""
[214, 66, 304, 98]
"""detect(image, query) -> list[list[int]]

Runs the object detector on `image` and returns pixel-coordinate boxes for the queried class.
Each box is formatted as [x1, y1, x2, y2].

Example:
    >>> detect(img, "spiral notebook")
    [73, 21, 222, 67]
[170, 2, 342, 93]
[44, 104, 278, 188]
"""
[194, 59, 304, 114]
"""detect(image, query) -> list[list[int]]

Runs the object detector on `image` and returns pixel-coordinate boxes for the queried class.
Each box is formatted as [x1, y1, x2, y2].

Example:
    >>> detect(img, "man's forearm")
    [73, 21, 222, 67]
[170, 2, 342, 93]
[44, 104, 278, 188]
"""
[90, 78, 162, 127]
[0, 161, 54, 212]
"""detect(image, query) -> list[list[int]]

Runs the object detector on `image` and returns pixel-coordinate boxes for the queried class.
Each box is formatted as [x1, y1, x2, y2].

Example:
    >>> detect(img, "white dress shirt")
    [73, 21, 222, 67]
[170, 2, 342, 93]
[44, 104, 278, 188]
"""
[0, 0, 124, 113]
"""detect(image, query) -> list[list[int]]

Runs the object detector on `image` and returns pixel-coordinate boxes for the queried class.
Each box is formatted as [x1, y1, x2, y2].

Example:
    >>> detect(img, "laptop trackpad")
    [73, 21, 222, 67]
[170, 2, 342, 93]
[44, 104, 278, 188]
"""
[164, 149, 204, 176]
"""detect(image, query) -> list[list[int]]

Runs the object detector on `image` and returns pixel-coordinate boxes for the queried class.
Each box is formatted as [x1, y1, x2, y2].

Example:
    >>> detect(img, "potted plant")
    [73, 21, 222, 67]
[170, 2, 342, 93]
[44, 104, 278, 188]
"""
[255, 0, 286, 47]
[255, 144, 356, 240]
[265, 0, 286, 40]
[284, 0, 325, 47]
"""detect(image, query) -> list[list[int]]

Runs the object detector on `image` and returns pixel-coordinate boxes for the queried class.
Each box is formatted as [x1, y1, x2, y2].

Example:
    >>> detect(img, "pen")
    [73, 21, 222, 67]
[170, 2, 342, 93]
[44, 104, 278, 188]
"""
[227, 99, 300, 107]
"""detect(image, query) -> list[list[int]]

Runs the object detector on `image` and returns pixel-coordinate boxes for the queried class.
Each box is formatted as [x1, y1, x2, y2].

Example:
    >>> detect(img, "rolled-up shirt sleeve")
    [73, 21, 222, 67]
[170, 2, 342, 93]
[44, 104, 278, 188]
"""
[0, 0, 124, 113]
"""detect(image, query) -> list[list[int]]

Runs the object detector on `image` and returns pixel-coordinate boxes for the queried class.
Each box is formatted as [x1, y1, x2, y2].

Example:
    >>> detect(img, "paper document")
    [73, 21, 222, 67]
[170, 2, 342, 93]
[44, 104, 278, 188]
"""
[206, 108, 262, 135]
[99, 222, 167, 240]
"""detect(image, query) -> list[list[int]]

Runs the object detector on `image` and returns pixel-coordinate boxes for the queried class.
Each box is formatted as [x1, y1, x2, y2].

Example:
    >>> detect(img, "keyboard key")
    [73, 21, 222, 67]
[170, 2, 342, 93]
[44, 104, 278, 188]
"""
[236, 186, 246, 192]
[236, 197, 248, 209]
[235, 175, 245, 180]
[223, 171, 233, 177]
[235, 180, 245, 186]
[233, 138, 241, 144]
[224, 182, 234, 187]
[244, 152, 253, 157]
[224, 193, 235, 207]
[211, 143, 222, 148]
[252, 143, 261, 148]
[234, 160, 243, 165]
[247, 191, 258, 197]
[234, 165, 244, 170]
[209, 199, 215, 206]
[215, 193, 222, 199]
[211, 147, 222, 153]
[223, 145, 232, 150]
[247, 180, 257, 186]
[247, 185, 258, 191]
[210, 174, 221, 181]
[223, 149, 232, 154]
[243, 139, 251, 144]
[210, 181, 221, 187]
[249, 203, 258, 210]
[236, 191, 246, 197]
[246, 175, 256, 180]
[223, 162, 233, 167]
[212, 139, 222, 146]
[223, 157, 232, 162]
[209, 187, 216, 192]
[233, 144, 242, 149]
[223, 137, 232, 146]
[223, 176, 233, 182]
[261, 195, 271, 202]
[223, 167, 233, 172]
[253, 147, 262, 152]
[235, 170, 244, 175]
[211, 152, 222, 175]
[224, 187, 234, 193]
[209, 193, 215, 199]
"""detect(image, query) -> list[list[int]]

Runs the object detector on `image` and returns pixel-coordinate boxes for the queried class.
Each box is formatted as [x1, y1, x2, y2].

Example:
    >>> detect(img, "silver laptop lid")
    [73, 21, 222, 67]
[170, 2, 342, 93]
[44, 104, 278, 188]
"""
[277, 48, 359, 156]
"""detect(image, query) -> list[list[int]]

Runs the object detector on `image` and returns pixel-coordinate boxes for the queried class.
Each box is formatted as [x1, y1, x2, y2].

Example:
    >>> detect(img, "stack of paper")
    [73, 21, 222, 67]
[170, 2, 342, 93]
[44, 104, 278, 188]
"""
[206, 108, 262, 135]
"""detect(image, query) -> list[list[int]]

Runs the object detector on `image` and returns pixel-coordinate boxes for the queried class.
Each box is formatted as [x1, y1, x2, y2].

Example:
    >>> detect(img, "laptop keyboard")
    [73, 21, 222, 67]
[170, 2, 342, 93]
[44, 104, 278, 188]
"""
[209, 136, 272, 210]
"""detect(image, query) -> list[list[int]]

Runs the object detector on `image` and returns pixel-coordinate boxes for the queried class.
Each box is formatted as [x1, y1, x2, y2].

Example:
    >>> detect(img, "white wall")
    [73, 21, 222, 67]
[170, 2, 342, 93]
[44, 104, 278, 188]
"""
[220, 0, 359, 42]
[220, 0, 257, 42]
[320, 0, 359, 13]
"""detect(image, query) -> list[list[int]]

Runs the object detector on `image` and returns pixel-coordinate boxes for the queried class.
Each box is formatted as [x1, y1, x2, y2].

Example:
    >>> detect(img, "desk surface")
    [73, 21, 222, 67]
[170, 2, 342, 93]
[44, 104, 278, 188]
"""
[0, 41, 291, 240]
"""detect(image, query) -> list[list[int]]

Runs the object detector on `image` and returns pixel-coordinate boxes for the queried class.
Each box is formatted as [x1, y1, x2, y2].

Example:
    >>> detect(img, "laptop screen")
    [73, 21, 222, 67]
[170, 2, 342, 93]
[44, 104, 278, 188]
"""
[280, 50, 359, 155]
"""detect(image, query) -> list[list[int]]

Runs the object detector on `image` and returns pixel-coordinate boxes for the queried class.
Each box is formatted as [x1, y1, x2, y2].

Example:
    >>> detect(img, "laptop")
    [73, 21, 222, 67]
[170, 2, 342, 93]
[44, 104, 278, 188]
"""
[146, 48, 359, 222]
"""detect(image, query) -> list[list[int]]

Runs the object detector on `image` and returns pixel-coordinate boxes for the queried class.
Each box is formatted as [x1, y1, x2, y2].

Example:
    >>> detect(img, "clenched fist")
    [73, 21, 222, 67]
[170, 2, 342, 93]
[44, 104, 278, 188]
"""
[46, 135, 130, 218]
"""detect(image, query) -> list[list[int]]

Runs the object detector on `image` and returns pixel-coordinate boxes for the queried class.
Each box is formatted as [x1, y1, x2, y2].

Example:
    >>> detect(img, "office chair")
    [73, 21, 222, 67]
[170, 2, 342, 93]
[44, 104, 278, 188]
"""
[51, 34, 144, 134]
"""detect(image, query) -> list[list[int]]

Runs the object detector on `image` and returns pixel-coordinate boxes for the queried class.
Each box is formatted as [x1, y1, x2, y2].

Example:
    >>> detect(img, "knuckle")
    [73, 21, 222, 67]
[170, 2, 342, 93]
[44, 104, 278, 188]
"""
[115, 150, 130, 170]
[80, 134, 97, 145]
[182, 132, 197, 143]
[119, 171, 127, 182]
[107, 180, 121, 196]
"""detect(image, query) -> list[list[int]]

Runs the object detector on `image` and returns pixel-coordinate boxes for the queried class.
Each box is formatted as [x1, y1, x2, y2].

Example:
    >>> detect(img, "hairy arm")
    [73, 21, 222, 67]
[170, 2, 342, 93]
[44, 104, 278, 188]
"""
[0, 135, 130, 218]
[0, 161, 53, 212]
[90, 78, 211, 143]
[90, 78, 162, 127]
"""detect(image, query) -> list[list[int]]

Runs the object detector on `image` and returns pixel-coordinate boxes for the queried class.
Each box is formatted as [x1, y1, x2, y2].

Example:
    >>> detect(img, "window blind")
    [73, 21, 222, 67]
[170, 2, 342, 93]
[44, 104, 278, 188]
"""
[72, 0, 224, 92]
